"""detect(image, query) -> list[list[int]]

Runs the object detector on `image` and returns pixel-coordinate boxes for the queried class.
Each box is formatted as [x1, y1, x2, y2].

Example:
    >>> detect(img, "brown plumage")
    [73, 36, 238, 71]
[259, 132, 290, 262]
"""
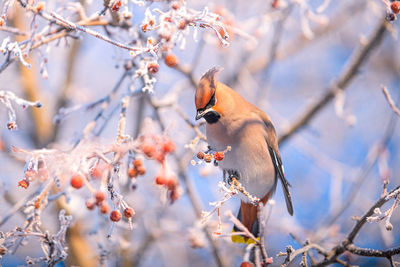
[195, 67, 293, 242]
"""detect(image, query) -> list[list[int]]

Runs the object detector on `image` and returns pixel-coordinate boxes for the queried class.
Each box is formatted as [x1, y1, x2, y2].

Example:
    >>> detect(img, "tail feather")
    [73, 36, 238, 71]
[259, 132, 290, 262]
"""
[231, 192, 271, 244]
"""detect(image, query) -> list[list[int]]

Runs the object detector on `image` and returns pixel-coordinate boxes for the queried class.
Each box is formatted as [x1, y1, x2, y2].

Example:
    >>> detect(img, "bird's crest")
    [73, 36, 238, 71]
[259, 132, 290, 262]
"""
[195, 67, 223, 110]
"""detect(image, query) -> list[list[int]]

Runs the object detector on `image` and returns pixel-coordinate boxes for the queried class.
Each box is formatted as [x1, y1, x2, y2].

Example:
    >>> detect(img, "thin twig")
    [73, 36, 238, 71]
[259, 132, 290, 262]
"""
[381, 86, 400, 117]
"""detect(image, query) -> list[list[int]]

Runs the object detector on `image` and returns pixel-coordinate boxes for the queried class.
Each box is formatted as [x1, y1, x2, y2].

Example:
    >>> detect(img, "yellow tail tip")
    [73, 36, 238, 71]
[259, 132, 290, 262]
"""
[231, 230, 259, 244]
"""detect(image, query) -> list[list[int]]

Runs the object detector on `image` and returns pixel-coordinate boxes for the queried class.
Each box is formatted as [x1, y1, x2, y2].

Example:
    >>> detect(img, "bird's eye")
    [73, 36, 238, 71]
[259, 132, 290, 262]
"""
[205, 93, 216, 109]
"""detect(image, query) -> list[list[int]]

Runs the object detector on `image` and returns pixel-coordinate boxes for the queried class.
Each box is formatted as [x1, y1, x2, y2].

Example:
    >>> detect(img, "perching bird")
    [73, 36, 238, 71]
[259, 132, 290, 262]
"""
[195, 67, 293, 243]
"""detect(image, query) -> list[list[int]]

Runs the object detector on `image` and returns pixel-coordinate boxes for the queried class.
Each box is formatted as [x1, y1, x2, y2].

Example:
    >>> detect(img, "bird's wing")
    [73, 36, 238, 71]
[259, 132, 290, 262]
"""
[256, 110, 294, 216]
[267, 145, 293, 215]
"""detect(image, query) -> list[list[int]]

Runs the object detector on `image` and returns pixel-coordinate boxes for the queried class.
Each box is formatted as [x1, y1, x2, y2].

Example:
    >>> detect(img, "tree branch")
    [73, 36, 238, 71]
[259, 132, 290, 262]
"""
[279, 17, 388, 145]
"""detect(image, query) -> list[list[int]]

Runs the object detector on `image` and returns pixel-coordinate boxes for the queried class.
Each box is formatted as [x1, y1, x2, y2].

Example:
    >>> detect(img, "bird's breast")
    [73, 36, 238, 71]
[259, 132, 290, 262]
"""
[205, 120, 276, 201]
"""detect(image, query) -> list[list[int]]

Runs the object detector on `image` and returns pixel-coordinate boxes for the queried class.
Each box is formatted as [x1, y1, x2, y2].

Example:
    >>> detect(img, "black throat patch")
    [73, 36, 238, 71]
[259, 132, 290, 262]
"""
[204, 111, 221, 124]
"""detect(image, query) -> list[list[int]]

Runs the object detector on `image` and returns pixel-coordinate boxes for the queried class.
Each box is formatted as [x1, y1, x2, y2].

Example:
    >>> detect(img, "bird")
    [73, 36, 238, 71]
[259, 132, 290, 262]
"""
[195, 67, 293, 243]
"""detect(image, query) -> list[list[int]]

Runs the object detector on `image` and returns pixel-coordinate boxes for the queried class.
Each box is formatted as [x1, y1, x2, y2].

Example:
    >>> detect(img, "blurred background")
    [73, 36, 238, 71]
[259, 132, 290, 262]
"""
[0, 0, 400, 266]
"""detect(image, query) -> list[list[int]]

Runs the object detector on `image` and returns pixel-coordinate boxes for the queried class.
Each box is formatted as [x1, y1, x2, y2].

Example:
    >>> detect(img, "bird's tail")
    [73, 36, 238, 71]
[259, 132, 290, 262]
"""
[231, 193, 271, 244]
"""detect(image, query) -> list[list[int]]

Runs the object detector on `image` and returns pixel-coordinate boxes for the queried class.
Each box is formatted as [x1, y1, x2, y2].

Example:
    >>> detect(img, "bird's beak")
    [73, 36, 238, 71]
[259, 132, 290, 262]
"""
[195, 108, 213, 120]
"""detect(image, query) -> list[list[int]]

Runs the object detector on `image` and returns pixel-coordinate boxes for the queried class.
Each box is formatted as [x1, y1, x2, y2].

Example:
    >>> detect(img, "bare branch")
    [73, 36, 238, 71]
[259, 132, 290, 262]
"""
[381, 86, 400, 117]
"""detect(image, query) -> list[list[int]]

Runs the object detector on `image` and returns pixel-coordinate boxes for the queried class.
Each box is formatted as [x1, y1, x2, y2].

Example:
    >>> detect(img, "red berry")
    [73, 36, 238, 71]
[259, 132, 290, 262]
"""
[204, 154, 212, 163]
[162, 139, 175, 153]
[127, 168, 138, 178]
[136, 166, 146, 176]
[18, 179, 29, 189]
[214, 151, 224, 161]
[70, 174, 85, 189]
[95, 191, 106, 203]
[90, 166, 102, 179]
[391, 1, 400, 14]
[100, 203, 110, 214]
[133, 159, 143, 168]
[155, 175, 166, 185]
[141, 144, 156, 158]
[86, 199, 96, 210]
[110, 210, 122, 222]
[165, 54, 178, 67]
[147, 62, 159, 74]
[197, 151, 205, 159]
[240, 262, 255, 267]
[123, 207, 135, 218]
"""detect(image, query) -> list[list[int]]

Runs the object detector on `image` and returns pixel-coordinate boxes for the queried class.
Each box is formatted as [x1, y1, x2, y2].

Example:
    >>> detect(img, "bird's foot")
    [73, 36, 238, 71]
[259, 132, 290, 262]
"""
[224, 169, 240, 185]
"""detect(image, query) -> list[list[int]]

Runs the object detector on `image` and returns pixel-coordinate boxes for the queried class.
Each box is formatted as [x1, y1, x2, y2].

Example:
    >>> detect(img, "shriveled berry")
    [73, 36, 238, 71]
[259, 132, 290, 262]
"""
[18, 179, 29, 189]
[147, 62, 159, 74]
[70, 174, 85, 189]
[204, 154, 213, 163]
[391, 1, 400, 14]
[169, 188, 180, 202]
[137, 166, 146, 176]
[95, 191, 106, 203]
[86, 199, 96, 210]
[133, 159, 143, 168]
[110, 210, 122, 222]
[387, 12, 396, 21]
[197, 151, 205, 159]
[165, 54, 178, 67]
[162, 139, 175, 153]
[100, 203, 110, 214]
[123, 207, 135, 218]
[214, 151, 224, 161]
[7, 121, 16, 130]
[128, 168, 138, 178]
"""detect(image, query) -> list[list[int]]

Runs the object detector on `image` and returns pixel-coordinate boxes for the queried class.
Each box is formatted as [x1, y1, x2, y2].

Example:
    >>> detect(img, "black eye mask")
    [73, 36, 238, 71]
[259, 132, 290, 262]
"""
[203, 110, 221, 124]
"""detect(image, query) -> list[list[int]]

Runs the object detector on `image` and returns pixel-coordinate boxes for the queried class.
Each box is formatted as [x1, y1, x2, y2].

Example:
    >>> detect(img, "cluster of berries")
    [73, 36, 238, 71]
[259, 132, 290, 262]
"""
[18, 161, 49, 189]
[140, 135, 175, 163]
[196, 150, 225, 164]
[387, 1, 400, 21]
[85, 191, 134, 222]
[127, 159, 146, 179]
[155, 170, 180, 203]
